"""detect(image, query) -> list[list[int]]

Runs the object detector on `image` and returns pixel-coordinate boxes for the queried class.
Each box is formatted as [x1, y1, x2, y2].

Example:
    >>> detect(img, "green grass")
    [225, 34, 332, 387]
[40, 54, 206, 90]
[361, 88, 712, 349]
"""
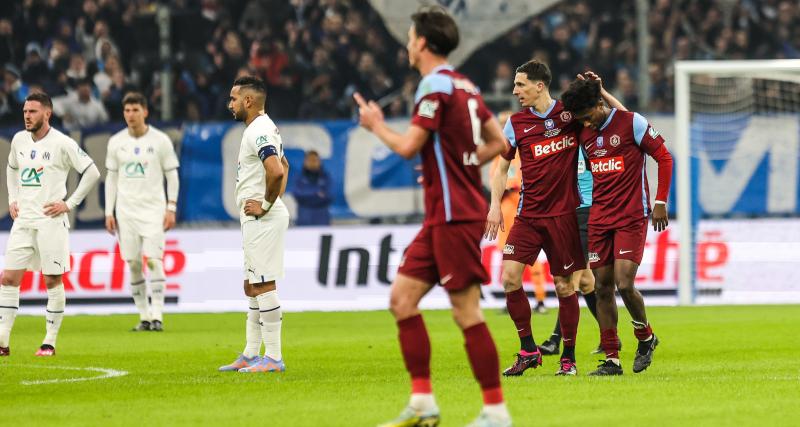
[2, 305, 799, 426]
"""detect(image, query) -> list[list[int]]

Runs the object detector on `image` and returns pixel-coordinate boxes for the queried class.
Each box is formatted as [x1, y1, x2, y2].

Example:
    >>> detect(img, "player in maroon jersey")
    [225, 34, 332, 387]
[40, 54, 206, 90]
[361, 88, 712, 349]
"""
[485, 60, 627, 377]
[354, 6, 511, 427]
[561, 78, 673, 376]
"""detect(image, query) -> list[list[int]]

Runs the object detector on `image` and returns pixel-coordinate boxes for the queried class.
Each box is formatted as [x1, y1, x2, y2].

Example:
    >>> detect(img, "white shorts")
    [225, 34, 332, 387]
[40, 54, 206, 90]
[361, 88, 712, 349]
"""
[4, 219, 70, 275]
[117, 217, 165, 261]
[242, 211, 289, 284]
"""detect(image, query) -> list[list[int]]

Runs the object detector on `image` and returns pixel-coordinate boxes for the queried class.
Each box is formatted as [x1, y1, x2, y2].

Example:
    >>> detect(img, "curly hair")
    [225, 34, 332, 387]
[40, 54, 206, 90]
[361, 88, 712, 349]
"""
[561, 78, 602, 113]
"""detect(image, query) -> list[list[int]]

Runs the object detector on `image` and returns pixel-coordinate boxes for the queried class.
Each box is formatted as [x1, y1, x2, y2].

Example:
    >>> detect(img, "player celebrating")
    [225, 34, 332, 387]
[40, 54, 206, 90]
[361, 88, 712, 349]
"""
[485, 61, 625, 376]
[354, 6, 511, 427]
[105, 92, 180, 332]
[218, 76, 291, 374]
[561, 78, 673, 376]
[0, 92, 100, 357]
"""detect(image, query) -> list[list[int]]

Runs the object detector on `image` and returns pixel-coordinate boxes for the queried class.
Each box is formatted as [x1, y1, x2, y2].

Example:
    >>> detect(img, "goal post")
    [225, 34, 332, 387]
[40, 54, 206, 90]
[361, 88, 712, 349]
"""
[674, 59, 800, 305]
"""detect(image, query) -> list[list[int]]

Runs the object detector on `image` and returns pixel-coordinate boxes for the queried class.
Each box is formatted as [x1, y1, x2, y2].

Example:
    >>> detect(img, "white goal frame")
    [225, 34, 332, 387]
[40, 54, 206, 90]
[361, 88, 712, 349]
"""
[674, 59, 800, 305]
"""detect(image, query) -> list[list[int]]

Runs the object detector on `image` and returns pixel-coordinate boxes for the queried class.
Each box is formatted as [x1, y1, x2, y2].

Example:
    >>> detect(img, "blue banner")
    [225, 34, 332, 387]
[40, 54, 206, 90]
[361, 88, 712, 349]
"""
[1, 115, 799, 230]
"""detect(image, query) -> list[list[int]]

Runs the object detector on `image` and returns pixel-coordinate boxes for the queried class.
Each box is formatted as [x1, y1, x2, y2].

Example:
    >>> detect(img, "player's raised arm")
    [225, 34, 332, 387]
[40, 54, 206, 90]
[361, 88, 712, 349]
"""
[578, 71, 628, 112]
[485, 155, 511, 240]
[353, 92, 430, 159]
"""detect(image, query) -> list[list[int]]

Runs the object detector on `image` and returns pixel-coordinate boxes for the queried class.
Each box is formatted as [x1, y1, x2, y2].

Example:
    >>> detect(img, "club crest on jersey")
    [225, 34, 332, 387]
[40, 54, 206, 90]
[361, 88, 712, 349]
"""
[544, 119, 555, 130]
[503, 244, 515, 255]
[147, 146, 154, 153]
[560, 111, 572, 122]
[596, 136, 604, 147]
[610, 135, 621, 147]
[43, 152, 50, 160]
[134, 147, 140, 155]
[649, 127, 659, 138]
[30, 150, 36, 159]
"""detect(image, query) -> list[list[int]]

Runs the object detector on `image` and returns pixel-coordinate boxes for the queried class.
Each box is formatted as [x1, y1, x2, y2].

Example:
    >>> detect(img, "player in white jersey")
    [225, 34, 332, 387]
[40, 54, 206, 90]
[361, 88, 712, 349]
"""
[218, 76, 291, 373]
[104, 92, 180, 332]
[0, 92, 100, 357]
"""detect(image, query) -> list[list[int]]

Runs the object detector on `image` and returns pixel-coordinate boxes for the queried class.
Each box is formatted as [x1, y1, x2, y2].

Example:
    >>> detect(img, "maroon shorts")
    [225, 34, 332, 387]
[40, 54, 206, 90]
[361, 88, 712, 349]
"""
[502, 212, 586, 277]
[398, 221, 489, 291]
[588, 218, 648, 268]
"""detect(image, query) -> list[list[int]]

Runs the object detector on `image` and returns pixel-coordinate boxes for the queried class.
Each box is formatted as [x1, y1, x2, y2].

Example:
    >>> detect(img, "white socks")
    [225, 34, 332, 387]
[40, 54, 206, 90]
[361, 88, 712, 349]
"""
[43, 285, 66, 347]
[256, 290, 282, 361]
[148, 258, 166, 322]
[483, 402, 511, 422]
[409, 394, 438, 413]
[243, 297, 261, 358]
[128, 260, 151, 321]
[0, 285, 20, 348]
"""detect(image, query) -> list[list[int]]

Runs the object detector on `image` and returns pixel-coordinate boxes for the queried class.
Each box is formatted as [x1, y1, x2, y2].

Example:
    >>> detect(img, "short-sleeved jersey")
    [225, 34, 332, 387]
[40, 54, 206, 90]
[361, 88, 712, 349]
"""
[235, 114, 287, 224]
[577, 148, 592, 208]
[578, 109, 667, 228]
[106, 126, 179, 221]
[411, 64, 492, 226]
[502, 100, 582, 218]
[7, 127, 94, 227]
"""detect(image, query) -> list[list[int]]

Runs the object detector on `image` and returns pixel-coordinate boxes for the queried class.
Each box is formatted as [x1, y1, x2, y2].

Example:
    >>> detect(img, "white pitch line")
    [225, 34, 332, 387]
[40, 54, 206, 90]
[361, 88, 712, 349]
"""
[7, 364, 129, 385]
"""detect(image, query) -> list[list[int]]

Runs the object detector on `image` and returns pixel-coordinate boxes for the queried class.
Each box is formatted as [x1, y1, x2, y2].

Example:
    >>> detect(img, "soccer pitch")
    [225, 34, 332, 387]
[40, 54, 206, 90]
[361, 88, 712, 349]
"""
[2, 305, 799, 426]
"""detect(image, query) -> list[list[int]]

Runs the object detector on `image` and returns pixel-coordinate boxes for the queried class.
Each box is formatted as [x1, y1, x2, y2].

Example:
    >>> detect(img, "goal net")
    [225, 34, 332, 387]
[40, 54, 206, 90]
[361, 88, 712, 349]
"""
[675, 59, 800, 305]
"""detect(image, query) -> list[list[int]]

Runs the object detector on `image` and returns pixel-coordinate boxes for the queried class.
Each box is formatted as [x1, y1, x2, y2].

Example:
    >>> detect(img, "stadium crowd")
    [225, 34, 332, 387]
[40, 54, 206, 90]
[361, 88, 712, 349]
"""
[1, 0, 798, 127]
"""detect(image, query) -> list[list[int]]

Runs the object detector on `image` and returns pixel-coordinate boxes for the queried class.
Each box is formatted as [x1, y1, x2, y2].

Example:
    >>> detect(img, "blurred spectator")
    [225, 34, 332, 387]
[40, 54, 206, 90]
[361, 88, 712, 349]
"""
[54, 78, 109, 130]
[293, 150, 332, 226]
[1, 0, 797, 124]
[3, 64, 28, 108]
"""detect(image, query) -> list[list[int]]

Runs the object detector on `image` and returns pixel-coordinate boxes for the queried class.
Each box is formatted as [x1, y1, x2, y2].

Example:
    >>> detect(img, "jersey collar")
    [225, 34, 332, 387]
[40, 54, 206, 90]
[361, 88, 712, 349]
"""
[529, 99, 556, 119]
[599, 108, 618, 131]
[428, 64, 455, 76]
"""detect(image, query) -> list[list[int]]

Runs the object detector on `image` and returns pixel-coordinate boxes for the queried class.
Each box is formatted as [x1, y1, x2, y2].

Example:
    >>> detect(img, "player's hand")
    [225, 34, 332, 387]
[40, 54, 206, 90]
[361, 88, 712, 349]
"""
[415, 164, 424, 185]
[652, 203, 668, 232]
[43, 200, 69, 217]
[577, 71, 603, 88]
[353, 92, 384, 131]
[484, 205, 505, 241]
[9, 201, 18, 220]
[243, 199, 267, 218]
[163, 211, 176, 231]
[105, 215, 116, 235]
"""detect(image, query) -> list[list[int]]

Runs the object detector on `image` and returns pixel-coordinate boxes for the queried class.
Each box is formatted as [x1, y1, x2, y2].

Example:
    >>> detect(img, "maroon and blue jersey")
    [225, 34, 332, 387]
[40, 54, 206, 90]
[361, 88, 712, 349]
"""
[411, 65, 492, 226]
[578, 109, 669, 228]
[502, 100, 583, 218]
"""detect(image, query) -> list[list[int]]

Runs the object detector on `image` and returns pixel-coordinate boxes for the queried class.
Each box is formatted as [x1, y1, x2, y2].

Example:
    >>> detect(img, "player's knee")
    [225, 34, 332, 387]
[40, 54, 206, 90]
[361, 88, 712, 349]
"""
[451, 307, 482, 330]
[579, 275, 595, 294]
[616, 278, 636, 294]
[127, 259, 143, 272]
[42, 274, 62, 289]
[147, 258, 163, 272]
[1, 271, 21, 287]
[553, 278, 574, 297]
[501, 270, 522, 292]
[390, 290, 420, 320]
[594, 280, 615, 297]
